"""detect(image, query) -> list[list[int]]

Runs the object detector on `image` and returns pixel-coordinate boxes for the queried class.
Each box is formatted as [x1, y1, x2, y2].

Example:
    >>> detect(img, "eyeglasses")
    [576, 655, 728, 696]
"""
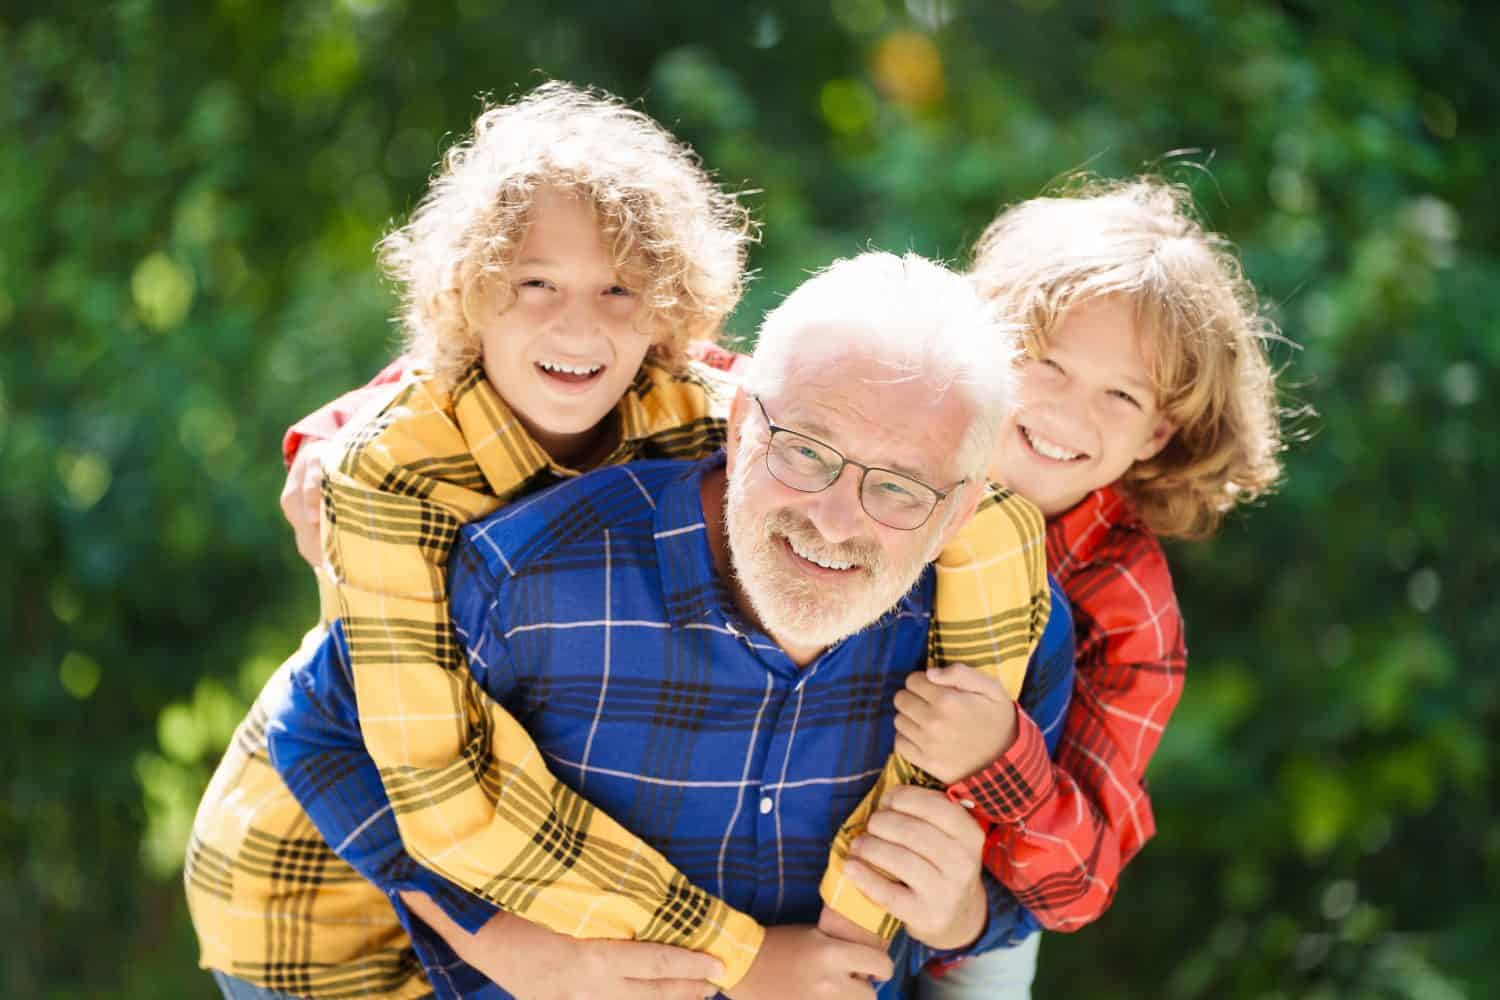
[752, 396, 964, 531]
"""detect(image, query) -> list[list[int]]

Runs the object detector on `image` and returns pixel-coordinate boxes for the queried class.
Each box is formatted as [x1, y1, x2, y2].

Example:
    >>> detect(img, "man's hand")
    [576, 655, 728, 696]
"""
[893, 664, 1017, 784]
[841, 786, 988, 951]
[280, 438, 330, 568]
[726, 923, 892, 1000]
[400, 891, 723, 1000]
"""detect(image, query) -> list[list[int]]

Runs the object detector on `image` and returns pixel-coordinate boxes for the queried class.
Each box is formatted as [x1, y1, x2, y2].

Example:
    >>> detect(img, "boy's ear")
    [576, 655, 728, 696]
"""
[724, 388, 750, 478]
[459, 276, 497, 329]
[1135, 418, 1177, 463]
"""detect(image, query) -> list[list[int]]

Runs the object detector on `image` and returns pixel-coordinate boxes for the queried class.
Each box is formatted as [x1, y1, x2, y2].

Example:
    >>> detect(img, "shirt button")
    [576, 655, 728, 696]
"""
[759, 796, 774, 815]
[959, 799, 976, 810]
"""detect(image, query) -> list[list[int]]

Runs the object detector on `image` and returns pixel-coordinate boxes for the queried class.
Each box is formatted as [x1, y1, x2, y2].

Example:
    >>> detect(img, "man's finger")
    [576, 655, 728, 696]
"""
[843, 858, 920, 928]
[878, 786, 979, 842]
[604, 941, 725, 982]
[852, 831, 945, 891]
[619, 978, 718, 1000]
[925, 663, 1007, 699]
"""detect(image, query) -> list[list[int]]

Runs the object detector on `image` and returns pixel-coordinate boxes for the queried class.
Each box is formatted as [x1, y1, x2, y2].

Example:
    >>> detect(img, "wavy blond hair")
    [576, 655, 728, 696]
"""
[970, 177, 1286, 539]
[377, 81, 757, 390]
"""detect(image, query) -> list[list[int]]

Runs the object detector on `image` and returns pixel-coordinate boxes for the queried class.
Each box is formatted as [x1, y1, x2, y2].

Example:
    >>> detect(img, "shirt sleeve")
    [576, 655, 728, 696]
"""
[819, 489, 1051, 939]
[281, 357, 408, 468]
[906, 584, 1073, 973]
[955, 535, 1186, 931]
[311, 373, 765, 990]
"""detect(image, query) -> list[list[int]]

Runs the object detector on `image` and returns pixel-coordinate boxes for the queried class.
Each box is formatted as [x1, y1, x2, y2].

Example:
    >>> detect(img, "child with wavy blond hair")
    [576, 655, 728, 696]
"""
[904, 177, 1286, 998]
[188, 82, 1058, 1000]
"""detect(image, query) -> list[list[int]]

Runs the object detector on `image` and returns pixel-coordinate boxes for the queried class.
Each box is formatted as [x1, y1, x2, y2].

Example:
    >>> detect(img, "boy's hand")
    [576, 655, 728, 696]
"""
[401, 892, 723, 1000]
[727, 924, 891, 1000]
[893, 664, 1017, 784]
[841, 786, 988, 951]
[280, 438, 330, 568]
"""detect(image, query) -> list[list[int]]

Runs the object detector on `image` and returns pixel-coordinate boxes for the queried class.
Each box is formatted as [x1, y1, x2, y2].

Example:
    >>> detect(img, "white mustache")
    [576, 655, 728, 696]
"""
[765, 509, 883, 574]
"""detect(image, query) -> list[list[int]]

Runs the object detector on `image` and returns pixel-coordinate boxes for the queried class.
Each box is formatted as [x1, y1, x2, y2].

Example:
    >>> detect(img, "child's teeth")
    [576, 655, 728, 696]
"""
[540, 361, 602, 376]
[1027, 428, 1082, 461]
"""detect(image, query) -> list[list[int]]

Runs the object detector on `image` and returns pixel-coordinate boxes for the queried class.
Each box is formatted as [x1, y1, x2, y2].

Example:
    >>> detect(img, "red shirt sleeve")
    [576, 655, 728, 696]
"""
[950, 496, 1187, 933]
[281, 357, 408, 467]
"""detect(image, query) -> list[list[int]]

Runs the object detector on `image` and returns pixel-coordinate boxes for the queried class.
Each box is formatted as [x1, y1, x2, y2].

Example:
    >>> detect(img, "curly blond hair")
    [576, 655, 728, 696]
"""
[970, 177, 1286, 539]
[377, 81, 757, 390]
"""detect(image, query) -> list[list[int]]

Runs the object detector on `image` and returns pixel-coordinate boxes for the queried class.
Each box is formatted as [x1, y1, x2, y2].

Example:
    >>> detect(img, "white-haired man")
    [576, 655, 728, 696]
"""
[264, 252, 1074, 1000]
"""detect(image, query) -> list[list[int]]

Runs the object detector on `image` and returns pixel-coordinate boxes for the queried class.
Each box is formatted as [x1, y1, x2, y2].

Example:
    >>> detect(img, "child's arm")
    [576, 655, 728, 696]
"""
[949, 534, 1186, 931]
[818, 489, 1051, 939]
[280, 358, 409, 568]
[312, 369, 765, 989]
[910, 522, 1184, 940]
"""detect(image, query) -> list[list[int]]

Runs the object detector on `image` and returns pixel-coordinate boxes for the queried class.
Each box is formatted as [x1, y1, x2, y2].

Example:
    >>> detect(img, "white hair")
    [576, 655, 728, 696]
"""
[743, 251, 1020, 479]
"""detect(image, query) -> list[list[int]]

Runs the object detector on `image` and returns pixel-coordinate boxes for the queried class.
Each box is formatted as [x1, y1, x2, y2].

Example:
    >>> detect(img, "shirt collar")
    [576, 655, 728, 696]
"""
[652, 452, 738, 629]
[450, 361, 706, 499]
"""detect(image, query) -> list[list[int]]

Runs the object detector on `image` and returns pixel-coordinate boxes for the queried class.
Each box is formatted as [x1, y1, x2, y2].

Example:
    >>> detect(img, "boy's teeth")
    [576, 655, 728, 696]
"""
[788, 536, 854, 571]
[1026, 427, 1082, 461]
[540, 361, 603, 376]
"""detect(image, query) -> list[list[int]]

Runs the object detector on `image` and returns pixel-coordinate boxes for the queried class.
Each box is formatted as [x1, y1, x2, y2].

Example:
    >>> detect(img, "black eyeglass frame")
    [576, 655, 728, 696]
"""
[751, 395, 966, 531]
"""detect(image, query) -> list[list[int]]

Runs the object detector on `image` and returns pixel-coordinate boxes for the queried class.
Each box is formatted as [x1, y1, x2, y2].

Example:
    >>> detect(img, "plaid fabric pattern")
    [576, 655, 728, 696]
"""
[269, 457, 1074, 998]
[190, 347, 1052, 995]
[945, 485, 1185, 937]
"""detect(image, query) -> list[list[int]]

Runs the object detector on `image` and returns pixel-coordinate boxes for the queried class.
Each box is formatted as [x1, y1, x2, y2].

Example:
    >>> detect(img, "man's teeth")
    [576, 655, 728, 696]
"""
[787, 536, 855, 571]
[539, 361, 603, 376]
[1025, 427, 1083, 461]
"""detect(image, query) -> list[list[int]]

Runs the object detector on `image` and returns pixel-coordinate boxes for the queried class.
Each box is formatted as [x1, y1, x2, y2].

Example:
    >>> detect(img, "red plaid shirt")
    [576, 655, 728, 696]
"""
[284, 354, 1184, 937]
[946, 486, 1185, 931]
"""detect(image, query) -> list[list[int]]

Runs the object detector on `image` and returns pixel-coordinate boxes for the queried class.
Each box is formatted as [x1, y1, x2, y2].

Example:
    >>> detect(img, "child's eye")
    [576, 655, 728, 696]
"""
[517, 278, 553, 291]
[603, 285, 634, 297]
[1041, 359, 1064, 373]
[1109, 389, 1142, 409]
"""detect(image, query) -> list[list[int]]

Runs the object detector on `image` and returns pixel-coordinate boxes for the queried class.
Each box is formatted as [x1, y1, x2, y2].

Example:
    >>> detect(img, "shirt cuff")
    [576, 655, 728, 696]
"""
[392, 860, 502, 934]
[946, 708, 1054, 825]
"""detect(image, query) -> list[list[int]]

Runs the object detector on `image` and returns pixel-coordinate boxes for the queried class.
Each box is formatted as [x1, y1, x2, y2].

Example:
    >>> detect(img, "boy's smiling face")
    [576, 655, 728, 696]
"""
[472, 184, 653, 466]
[990, 294, 1176, 518]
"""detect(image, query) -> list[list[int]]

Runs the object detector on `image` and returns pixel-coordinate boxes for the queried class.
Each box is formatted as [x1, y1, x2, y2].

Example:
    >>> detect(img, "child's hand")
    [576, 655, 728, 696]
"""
[893, 664, 1018, 784]
[280, 439, 330, 568]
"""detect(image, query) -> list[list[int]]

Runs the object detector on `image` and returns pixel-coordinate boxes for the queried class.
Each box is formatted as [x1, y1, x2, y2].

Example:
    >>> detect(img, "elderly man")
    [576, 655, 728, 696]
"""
[264, 252, 1073, 999]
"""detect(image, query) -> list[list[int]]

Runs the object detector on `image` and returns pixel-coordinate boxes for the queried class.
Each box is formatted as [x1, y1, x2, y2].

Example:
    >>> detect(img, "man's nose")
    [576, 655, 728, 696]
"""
[806, 464, 867, 544]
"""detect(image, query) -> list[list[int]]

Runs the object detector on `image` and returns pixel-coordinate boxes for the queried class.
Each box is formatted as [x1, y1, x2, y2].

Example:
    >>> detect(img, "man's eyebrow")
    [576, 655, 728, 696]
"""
[781, 416, 937, 484]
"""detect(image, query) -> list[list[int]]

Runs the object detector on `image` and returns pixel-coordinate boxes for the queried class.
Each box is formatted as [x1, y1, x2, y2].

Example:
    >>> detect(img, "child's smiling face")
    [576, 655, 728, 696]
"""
[990, 295, 1176, 518]
[473, 184, 654, 466]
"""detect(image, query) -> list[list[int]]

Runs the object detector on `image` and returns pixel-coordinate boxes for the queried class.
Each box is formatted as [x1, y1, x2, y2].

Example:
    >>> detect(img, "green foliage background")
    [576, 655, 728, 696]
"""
[3, 1, 1495, 996]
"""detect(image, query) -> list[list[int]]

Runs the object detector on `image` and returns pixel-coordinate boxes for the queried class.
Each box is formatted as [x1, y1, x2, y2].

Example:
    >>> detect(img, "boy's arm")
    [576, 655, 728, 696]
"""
[311, 373, 764, 989]
[818, 490, 1051, 939]
[282, 356, 408, 467]
[947, 536, 1186, 931]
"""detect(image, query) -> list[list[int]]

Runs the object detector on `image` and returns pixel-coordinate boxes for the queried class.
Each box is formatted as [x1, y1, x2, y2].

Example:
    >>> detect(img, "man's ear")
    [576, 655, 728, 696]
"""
[724, 388, 750, 478]
[1134, 418, 1177, 463]
[934, 478, 989, 553]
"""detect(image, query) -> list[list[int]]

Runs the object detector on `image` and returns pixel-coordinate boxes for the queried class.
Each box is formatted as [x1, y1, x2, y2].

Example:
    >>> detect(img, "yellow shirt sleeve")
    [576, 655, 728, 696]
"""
[818, 488, 1050, 937]
[323, 363, 764, 988]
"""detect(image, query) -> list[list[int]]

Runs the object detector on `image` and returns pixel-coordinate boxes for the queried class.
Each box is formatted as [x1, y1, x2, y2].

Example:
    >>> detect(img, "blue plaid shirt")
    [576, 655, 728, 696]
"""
[268, 455, 1073, 999]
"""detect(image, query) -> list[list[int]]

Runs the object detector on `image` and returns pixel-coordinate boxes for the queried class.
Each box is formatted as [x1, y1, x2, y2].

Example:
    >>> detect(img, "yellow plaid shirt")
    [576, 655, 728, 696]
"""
[186, 358, 1048, 996]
